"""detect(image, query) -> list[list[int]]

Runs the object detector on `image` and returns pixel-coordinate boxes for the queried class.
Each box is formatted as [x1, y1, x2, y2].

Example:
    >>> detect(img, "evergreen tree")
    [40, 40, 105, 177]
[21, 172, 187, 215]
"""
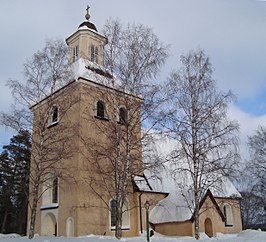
[0, 130, 31, 234]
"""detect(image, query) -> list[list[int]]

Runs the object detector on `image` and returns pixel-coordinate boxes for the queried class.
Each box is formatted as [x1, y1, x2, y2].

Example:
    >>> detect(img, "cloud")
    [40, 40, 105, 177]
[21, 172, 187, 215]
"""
[0, 0, 265, 158]
[228, 104, 266, 160]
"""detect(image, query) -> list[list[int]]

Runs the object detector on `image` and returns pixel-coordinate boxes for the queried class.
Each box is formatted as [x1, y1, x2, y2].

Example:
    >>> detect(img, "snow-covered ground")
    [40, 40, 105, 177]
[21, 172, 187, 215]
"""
[1, 230, 266, 242]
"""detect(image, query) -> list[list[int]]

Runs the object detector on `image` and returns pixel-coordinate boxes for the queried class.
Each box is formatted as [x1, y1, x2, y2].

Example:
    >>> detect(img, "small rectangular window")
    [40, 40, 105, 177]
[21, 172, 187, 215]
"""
[91, 44, 99, 64]
[73, 45, 79, 62]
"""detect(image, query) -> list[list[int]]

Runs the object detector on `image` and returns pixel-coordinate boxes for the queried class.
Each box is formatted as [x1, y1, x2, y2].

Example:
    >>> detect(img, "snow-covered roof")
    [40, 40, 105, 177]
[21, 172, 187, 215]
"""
[66, 21, 107, 45]
[149, 176, 240, 224]
[133, 175, 153, 192]
[78, 21, 98, 32]
[210, 176, 241, 198]
[143, 133, 241, 224]
[150, 192, 193, 224]
[71, 58, 143, 101]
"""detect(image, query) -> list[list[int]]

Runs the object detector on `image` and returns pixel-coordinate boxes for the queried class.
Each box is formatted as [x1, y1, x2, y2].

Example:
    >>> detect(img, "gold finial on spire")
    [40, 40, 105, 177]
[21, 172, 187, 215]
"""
[85, 5, 91, 21]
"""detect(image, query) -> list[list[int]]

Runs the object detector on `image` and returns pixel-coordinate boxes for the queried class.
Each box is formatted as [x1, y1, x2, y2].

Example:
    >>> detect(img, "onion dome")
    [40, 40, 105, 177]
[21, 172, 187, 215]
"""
[78, 5, 98, 32]
[78, 21, 97, 31]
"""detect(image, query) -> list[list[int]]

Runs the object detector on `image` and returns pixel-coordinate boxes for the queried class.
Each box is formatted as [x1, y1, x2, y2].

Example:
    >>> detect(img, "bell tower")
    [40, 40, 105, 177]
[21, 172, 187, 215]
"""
[66, 5, 107, 66]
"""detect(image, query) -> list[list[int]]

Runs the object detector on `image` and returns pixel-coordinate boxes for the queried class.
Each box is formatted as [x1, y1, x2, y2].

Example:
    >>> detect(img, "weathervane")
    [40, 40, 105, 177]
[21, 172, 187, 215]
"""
[85, 4, 91, 21]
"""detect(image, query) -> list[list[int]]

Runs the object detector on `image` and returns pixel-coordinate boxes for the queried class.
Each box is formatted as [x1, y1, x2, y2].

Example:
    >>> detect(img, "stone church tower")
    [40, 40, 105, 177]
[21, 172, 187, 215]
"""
[28, 6, 164, 238]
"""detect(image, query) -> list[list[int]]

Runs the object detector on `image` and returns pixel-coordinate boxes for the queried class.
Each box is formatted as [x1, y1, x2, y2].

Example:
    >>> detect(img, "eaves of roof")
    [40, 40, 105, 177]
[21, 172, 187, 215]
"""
[29, 80, 76, 110]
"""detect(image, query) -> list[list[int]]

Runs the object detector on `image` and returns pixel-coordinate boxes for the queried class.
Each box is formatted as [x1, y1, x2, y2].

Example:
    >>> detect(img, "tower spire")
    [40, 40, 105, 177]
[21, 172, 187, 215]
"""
[85, 4, 91, 21]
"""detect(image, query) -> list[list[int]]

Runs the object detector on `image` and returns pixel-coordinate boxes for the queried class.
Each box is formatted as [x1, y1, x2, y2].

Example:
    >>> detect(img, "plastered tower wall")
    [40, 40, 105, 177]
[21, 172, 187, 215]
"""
[28, 82, 81, 237]
[73, 80, 143, 237]
[29, 75, 144, 237]
[28, 8, 145, 233]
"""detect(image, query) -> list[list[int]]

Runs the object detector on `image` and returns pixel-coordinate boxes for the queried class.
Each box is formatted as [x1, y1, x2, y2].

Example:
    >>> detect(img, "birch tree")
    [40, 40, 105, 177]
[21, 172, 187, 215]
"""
[247, 126, 266, 195]
[0, 38, 77, 239]
[240, 125, 266, 228]
[162, 49, 239, 239]
[240, 190, 266, 229]
[1, 38, 71, 131]
[81, 19, 168, 239]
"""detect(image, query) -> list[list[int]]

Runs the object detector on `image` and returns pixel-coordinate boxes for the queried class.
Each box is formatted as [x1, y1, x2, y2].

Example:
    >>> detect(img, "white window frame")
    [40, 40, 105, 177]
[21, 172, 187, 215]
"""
[224, 204, 234, 226]
[109, 198, 130, 231]
[42, 174, 59, 209]
[48, 106, 59, 127]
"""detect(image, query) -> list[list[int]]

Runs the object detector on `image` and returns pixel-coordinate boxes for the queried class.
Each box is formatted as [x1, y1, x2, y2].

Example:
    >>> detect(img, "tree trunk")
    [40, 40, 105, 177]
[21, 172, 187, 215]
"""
[194, 190, 200, 240]
[115, 201, 123, 239]
[1, 208, 8, 233]
[28, 178, 40, 239]
[17, 203, 28, 235]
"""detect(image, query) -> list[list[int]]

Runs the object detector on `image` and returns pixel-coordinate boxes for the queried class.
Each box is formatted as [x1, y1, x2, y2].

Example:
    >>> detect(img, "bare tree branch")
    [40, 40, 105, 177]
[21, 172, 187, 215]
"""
[160, 49, 239, 240]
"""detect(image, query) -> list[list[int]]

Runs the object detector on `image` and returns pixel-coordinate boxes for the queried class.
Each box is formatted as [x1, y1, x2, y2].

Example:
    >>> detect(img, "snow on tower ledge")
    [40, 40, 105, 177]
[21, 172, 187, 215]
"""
[70, 58, 117, 88]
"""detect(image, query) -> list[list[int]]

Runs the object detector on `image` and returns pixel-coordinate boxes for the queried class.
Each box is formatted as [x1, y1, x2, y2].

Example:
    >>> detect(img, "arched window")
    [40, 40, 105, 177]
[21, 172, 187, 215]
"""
[96, 101, 105, 118]
[224, 204, 233, 226]
[119, 107, 127, 124]
[110, 198, 130, 230]
[52, 106, 58, 123]
[48, 106, 59, 126]
[52, 177, 58, 203]
[122, 199, 130, 229]
[110, 199, 117, 227]
[42, 174, 59, 206]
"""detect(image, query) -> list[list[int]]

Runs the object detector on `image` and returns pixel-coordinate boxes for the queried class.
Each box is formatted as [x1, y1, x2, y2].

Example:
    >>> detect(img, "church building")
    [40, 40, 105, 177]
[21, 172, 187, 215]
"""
[27, 6, 242, 238]
[28, 6, 166, 238]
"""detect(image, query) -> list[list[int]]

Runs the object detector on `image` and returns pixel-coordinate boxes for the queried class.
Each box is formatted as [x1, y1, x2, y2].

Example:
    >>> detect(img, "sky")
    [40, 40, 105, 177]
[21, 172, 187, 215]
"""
[0, 0, 266, 160]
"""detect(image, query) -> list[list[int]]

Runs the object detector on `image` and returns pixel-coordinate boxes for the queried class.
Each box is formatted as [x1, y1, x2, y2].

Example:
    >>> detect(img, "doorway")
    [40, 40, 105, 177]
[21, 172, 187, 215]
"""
[204, 218, 213, 237]
[43, 213, 57, 236]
